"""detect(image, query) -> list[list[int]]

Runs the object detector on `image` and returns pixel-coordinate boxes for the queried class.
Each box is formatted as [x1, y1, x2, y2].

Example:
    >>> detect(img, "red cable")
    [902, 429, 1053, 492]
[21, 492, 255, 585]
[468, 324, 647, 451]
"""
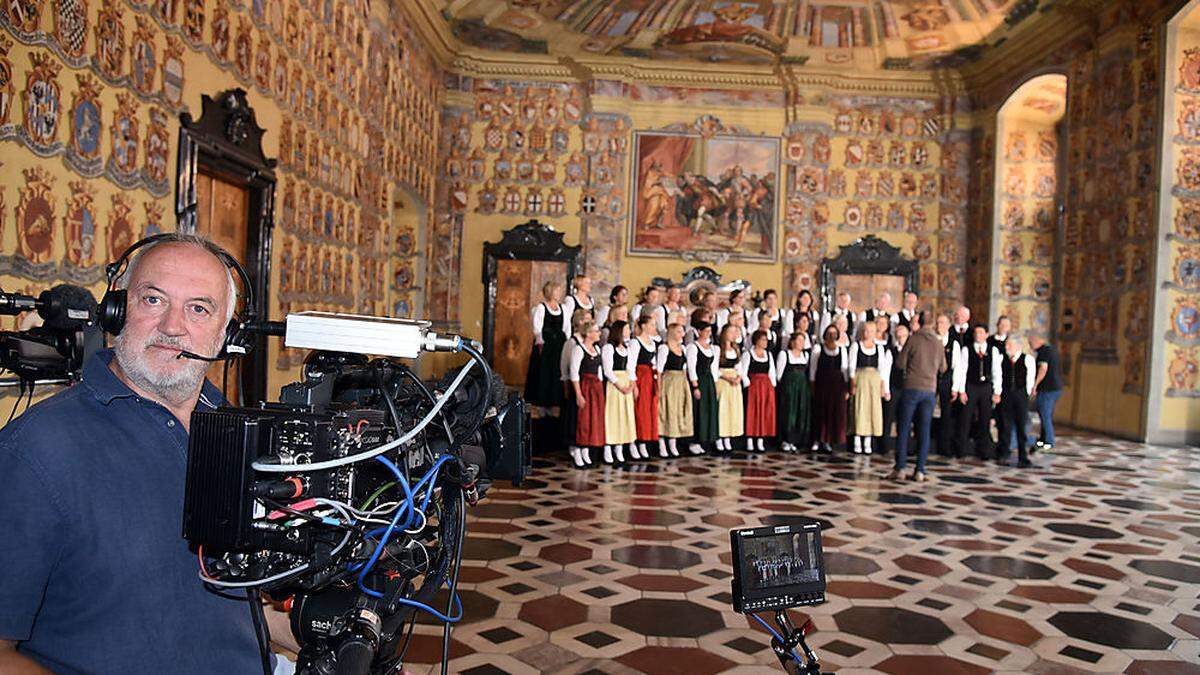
[198, 545, 211, 579]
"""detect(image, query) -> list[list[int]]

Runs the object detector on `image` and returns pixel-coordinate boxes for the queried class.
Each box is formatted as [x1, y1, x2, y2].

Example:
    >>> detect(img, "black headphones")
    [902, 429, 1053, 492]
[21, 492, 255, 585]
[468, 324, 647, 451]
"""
[99, 233, 258, 359]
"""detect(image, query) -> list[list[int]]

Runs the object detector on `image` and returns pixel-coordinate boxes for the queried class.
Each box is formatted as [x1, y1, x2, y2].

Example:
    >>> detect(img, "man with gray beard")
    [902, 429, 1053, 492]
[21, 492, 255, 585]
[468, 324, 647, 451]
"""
[0, 235, 267, 674]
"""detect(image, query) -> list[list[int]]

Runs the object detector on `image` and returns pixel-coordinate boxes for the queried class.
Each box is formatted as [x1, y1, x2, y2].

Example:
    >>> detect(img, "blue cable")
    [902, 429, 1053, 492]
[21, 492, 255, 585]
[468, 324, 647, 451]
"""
[394, 593, 463, 624]
[749, 613, 805, 665]
[357, 455, 454, 599]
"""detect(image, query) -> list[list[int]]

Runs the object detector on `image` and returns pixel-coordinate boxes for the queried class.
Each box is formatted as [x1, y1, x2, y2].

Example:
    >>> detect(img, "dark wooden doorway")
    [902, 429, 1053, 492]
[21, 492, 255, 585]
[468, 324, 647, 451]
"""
[176, 89, 276, 405]
[483, 220, 581, 388]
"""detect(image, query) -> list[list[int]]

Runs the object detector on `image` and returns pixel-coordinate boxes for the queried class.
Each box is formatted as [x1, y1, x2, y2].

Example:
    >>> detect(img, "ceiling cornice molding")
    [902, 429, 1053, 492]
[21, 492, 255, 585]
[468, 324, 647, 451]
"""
[398, 0, 465, 70]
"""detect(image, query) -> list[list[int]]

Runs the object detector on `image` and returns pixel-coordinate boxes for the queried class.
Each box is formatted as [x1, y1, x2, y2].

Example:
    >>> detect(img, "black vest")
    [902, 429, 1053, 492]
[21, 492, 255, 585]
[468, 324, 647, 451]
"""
[613, 348, 628, 371]
[855, 343, 879, 369]
[664, 348, 686, 371]
[580, 347, 601, 376]
[636, 339, 656, 366]
[864, 309, 891, 325]
[831, 309, 855, 338]
[719, 348, 741, 369]
[748, 352, 771, 375]
[897, 310, 914, 330]
[1001, 355, 1028, 397]
[966, 346, 993, 385]
[939, 337, 955, 384]
[695, 346, 714, 374]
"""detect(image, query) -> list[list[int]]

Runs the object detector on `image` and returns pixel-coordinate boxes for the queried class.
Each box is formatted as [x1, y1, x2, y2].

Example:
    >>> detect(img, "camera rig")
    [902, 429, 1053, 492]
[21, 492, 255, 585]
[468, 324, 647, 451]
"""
[181, 313, 530, 675]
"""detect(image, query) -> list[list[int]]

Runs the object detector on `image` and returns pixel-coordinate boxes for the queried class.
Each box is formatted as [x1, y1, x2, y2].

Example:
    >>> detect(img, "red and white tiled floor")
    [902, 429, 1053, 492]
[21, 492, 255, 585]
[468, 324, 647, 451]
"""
[403, 432, 1200, 674]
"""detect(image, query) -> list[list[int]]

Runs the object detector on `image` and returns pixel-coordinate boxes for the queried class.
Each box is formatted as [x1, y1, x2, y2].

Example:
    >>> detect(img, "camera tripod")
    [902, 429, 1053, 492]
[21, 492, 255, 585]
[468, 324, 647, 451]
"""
[767, 611, 826, 674]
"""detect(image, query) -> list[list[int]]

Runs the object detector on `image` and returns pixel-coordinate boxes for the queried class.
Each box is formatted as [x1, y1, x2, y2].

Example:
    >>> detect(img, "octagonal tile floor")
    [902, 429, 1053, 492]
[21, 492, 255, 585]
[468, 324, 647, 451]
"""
[399, 431, 1200, 673]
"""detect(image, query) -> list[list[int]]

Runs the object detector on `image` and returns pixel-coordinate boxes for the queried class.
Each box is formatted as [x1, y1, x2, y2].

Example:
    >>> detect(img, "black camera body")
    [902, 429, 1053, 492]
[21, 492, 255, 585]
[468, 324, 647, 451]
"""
[182, 349, 530, 675]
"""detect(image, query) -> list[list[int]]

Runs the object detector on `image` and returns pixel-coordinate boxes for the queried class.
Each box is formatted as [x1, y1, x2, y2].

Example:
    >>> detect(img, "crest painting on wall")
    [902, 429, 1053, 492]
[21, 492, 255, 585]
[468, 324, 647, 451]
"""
[629, 129, 779, 262]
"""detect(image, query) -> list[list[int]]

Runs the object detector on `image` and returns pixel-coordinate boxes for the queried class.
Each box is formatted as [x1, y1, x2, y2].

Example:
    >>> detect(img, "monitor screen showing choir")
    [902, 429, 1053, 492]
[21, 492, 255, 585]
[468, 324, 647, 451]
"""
[740, 530, 821, 591]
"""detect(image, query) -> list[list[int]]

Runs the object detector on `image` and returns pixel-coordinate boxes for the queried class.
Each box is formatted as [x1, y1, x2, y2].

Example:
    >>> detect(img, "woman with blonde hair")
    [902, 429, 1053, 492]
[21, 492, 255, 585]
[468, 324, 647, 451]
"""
[629, 314, 659, 459]
[601, 320, 637, 465]
[848, 320, 892, 455]
[715, 323, 745, 453]
[525, 280, 568, 411]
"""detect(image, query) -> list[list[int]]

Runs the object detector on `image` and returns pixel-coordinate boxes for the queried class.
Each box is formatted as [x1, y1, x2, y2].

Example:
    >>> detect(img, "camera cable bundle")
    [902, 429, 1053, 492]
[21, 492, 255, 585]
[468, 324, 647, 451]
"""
[183, 314, 530, 675]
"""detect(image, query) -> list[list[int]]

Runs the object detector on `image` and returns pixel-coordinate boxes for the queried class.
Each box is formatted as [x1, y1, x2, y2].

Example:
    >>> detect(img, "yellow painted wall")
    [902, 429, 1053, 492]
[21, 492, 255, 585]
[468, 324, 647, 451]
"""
[0, 0, 440, 402]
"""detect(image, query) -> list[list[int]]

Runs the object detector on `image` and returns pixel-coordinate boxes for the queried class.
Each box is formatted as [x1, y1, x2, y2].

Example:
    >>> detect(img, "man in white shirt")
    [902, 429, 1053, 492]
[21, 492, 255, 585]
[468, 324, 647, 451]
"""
[956, 324, 1001, 459]
[998, 336, 1037, 468]
[950, 306, 971, 348]
[859, 292, 892, 327]
[933, 314, 965, 456]
[895, 291, 919, 330]
[820, 291, 856, 340]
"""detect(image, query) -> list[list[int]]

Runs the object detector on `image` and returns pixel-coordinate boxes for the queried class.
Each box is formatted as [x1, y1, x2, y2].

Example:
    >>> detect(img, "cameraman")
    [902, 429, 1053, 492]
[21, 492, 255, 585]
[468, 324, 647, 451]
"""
[0, 235, 275, 673]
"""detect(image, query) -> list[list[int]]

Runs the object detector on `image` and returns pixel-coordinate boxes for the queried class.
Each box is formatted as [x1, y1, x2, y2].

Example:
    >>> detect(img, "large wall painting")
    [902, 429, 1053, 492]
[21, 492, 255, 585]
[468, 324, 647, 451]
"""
[629, 127, 779, 262]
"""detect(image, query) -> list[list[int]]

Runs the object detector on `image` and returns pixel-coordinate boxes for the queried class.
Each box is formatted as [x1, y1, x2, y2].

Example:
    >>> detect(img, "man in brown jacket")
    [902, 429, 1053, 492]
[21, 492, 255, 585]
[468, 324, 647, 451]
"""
[890, 311, 947, 482]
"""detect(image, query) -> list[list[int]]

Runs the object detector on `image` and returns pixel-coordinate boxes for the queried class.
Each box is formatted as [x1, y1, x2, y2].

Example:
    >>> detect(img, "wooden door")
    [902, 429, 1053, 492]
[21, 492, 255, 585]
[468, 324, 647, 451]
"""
[194, 169, 250, 403]
[493, 259, 567, 388]
[833, 274, 904, 315]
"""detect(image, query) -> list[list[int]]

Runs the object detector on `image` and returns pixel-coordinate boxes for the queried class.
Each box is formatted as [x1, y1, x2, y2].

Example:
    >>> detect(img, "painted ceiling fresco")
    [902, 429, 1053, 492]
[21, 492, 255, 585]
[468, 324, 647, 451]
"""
[440, 0, 1027, 68]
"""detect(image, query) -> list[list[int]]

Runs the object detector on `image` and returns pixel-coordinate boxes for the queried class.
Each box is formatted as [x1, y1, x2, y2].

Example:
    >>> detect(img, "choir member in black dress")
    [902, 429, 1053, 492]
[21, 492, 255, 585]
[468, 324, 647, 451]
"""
[686, 323, 719, 455]
[569, 322, 605, 468]
[656, 323, 692, 458]
[525, 280, 569, 412]
[809, 325, 849, 453]
[596, 284, 628, 329]
[561, 309, 594, 464]
[632, 285, 662, 324]
[717, 288, 751, 333]
[563, 275, 595, 320]
[630, 314, 662, 459]
[753, 311, 781, 355]
[998, 336, 1037, 468]
[601, 320, 637, 464]
[776, 331, 812, 453]
[957, 325, 1002, 460]
[753, 289, 791, 348]
[741, 330, 778, 452]
[882, 323, 909, 454]
[792, 289, 820, 341]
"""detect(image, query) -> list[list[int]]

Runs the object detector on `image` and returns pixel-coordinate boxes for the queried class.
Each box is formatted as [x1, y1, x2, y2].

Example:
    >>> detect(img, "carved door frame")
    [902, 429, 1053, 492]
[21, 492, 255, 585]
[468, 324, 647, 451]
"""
[175, 88, 276, 404]
[482, 220, 582, 362]
[819, 235, 918, 312]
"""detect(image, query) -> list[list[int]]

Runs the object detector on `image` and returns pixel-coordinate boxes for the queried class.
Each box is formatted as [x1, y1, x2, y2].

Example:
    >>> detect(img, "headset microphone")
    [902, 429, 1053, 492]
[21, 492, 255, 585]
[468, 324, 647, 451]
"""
[176, 350, 227, 363]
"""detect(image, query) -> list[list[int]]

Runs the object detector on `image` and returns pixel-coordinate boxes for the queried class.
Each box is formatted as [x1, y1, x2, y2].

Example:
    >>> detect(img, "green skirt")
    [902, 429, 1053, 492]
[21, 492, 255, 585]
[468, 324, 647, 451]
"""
[693, 376, 719, 443]
[777, 369, 811, 445]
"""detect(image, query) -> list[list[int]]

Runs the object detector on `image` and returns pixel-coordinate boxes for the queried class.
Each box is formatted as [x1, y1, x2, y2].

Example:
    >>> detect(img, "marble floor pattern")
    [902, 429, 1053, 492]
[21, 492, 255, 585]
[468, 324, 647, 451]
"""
[402, 432, 1200, 674]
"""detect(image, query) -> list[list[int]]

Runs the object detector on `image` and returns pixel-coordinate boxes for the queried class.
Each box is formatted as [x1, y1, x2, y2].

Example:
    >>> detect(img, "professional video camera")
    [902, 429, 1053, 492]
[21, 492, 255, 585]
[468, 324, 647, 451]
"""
[181, 312, 530, 675]
[0, 284, 103, 382]
[730, 518, 830, 674]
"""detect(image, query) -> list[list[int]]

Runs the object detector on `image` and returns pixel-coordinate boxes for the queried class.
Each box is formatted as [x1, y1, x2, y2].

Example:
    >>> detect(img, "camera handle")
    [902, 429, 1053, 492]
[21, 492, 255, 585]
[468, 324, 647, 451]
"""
[770, 611, 824, 675]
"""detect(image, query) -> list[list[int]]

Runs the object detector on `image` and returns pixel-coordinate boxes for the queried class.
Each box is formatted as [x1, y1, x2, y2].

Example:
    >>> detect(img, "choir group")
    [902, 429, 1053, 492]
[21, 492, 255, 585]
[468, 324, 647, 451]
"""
[524, 275, 1064, 479]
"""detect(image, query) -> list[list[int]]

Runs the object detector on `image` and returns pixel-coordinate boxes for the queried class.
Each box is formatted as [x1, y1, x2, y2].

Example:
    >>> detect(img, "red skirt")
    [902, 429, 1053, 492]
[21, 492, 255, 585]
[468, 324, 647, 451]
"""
[634, 364, 659, 441]
[746, 373, 777, 437]
[576, 374, 606, 446]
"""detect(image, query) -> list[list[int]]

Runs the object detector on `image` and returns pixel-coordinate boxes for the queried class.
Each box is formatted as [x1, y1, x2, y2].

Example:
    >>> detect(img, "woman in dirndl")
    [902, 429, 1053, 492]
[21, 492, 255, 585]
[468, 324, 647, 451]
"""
[809, 324, 850, 453]
[715, 324, 745, 454]
[686, 322, 719, 455]
[525, 281, 568, 410]
[849, 320, 892, 455]
[776, 330, 812, 453]
[741, 329, 778, 452]
[602, 320, 637, 465]
[630, 314, 660, 460]
[570, 322, 605, 468]
[656, 323, 692, 458]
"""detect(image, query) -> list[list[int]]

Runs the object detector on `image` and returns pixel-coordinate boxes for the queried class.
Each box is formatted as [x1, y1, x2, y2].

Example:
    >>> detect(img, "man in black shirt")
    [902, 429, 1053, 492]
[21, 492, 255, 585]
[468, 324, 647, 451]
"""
[1029, 335, 1063, 452]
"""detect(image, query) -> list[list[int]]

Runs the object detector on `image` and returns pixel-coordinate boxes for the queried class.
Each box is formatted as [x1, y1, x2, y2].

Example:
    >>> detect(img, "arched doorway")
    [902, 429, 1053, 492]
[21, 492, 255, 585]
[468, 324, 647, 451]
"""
[991, 74, 1067, 338]
[1149, 1, 1200, 443]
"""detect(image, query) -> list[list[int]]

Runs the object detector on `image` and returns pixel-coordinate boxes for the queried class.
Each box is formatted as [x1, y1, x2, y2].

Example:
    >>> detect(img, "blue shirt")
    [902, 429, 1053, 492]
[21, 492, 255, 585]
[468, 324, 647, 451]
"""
[0, 350, 261, 674]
